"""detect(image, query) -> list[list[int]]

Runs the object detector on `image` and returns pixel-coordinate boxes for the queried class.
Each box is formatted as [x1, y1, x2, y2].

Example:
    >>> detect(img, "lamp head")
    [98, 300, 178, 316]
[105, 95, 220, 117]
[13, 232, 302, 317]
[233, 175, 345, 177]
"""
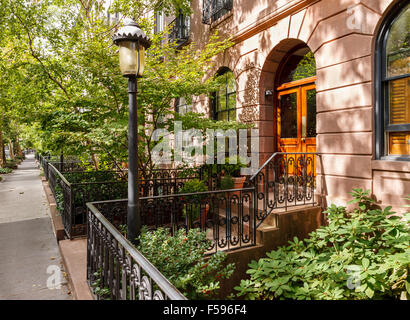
[112, 18, 151, 77]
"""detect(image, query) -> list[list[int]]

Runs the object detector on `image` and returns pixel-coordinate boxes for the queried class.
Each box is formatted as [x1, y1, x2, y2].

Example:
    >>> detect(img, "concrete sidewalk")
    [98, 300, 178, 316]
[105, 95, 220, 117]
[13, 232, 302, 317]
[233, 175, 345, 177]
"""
[0, 154, 72, 300]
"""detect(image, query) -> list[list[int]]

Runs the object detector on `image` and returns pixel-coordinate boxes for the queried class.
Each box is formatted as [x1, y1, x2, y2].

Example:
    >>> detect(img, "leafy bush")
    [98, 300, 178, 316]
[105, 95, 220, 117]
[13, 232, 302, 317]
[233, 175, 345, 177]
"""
[137, 227, 235, 299]
[221, 156, 247, 177]
[235, 189, 410, 300]
[179, 179, 208, 220]
[179, 179, 208, 195]
[220, 175, 235, 190]
[53, 171, 127, 214]
[0, 167, 12, 174]
[5, 161, 18, 169]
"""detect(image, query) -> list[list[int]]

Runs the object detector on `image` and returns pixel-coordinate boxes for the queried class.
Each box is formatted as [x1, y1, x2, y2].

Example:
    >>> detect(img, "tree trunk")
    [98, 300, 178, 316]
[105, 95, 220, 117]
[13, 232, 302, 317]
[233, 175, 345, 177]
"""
[91, 152, 98, 171]
[0, 129, 5, 168]
[9, 141, 14, 160]
[14, 140, 23, 158]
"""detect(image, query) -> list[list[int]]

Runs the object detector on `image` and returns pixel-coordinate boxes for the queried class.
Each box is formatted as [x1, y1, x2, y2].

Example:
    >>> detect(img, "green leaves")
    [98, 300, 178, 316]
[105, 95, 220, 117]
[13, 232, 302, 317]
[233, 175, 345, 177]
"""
[137, 227, 235, 299]
[235, 189, 410, 300]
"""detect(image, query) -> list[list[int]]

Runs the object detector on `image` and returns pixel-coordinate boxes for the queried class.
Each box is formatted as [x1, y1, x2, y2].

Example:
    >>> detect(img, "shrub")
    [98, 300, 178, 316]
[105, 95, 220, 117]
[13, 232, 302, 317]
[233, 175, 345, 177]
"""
[235, 189, 410, 300]
[5, 161, 18, 169]
[221, 156, 247, 177]
[0, 167, 12, 174]
[137, 227, 235, 299]
[179, 179, 208, 220]
[220, 175, 235, 190]
[179, 179, 208, 195]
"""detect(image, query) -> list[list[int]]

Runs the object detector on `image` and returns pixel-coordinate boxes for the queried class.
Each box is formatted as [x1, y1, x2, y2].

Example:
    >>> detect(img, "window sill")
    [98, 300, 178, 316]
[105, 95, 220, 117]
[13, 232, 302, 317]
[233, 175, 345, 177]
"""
[372, 158, 410, 173]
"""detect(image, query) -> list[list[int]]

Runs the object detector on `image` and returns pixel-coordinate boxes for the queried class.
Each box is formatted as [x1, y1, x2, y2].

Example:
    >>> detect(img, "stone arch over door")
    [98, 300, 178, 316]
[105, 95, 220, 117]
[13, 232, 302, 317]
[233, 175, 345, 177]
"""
[258, 38, 317, 165]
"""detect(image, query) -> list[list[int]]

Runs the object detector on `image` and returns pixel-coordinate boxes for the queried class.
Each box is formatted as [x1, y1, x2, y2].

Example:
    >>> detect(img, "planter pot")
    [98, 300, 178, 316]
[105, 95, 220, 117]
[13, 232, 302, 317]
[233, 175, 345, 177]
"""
[231, 176, 246, 198]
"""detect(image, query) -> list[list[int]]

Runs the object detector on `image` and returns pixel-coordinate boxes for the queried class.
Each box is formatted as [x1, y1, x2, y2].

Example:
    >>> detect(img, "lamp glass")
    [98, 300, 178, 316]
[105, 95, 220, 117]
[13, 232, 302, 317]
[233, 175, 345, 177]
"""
[118, 41, 146, 76]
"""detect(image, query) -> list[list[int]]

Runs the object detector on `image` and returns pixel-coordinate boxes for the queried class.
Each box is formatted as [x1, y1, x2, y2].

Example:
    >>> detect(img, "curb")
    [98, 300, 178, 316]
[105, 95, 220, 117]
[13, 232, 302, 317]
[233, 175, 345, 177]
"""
[40, 177, 93, 300]
[41, 179, 65, 241]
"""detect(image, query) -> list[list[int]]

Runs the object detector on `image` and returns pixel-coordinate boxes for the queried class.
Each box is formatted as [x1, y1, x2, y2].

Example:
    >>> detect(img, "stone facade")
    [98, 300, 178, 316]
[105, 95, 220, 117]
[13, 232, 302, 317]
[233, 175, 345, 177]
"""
[176, 0, 410, 212]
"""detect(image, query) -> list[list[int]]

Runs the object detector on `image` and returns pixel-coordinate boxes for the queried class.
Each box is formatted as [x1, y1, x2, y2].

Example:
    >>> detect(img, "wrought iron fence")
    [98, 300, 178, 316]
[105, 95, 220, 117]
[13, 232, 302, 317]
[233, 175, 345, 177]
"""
[90, 186, 257, 253]
[48, 164, 128, 239]
[86, 202, 187, 300]
[47, 163, 219, 239]
[250, 152, 318, 227]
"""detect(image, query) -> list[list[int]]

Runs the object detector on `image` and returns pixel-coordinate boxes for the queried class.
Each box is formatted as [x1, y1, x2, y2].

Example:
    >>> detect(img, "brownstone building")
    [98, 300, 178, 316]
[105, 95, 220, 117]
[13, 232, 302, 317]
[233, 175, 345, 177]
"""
[162, 0, 410, 212]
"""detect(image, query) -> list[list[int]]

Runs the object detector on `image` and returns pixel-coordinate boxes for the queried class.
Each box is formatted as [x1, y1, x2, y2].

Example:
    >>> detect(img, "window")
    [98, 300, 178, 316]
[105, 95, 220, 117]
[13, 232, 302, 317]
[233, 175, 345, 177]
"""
[154, 11, 164, 34]
[175, 97, 192, 115]
[278, 46, 316, 85]
[202, 0, 233, 25]
[213, 69, 237, 121]
[169, 13, 190, 47]
[376, 2, 410, 159]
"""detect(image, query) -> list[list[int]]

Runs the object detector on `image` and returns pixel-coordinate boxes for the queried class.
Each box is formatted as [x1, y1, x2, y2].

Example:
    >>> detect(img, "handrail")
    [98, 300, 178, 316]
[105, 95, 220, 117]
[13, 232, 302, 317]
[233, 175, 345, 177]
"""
[87, 202, 187, 300]
[48, 163, 72, 187]
[85, 186, 255, 203]
[250, 152, 319, 181]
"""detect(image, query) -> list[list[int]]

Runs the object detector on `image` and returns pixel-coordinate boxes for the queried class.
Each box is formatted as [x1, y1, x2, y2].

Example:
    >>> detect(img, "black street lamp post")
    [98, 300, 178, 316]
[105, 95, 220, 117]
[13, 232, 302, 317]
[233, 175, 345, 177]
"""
[112, 19, 151, 243]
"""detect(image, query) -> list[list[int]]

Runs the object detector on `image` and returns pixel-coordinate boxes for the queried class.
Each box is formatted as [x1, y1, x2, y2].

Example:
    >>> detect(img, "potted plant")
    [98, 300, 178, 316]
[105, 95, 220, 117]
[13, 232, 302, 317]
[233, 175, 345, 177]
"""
[221, 156, 247, 193]
[179, 179, 209, 226]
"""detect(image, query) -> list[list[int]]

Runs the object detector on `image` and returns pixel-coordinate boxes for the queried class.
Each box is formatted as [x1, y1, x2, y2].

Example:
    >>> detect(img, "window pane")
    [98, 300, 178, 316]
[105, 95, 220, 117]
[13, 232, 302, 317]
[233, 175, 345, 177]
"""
[389, 131, 410, 155]
[389, 77, 410, 124]
[306, 89, 317, 138]
[215, 69, 236, 121]
[227, 93, 236, 109]
[217, 111, 228, 121]
[218, 94, 227, 110]
[386, 4, 410, 78]
[226, 71, 236, 94]
[280, 92, 298, 138]
[228, 108, 236, 121]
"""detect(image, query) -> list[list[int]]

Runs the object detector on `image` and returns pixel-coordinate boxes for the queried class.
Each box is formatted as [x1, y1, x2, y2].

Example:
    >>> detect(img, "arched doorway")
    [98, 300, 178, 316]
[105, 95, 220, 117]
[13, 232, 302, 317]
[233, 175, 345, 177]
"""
[275, 44, 317, 154]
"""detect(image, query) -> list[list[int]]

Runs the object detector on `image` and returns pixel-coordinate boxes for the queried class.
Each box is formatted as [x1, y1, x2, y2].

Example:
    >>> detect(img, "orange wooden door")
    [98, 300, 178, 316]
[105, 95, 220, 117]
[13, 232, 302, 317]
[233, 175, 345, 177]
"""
[276, 80, 317, 175]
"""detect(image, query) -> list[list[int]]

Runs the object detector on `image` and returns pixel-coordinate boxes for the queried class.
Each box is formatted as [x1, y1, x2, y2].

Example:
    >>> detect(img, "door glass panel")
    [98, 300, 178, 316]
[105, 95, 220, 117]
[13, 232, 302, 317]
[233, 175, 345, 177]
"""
[306, 89, 317, 137]
[280, 92, 298, 138]
[228, 109, 236, 121]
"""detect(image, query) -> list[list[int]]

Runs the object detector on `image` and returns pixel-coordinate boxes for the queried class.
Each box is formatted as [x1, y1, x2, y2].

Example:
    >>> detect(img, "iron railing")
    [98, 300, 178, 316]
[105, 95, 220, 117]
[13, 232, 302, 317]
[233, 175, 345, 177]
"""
[250, 152, 318, 227]
[202, 0, 233, 24]
[169, 14, 190, 47]
[89, 186, 257, 253]
[86, 202, 187, 300]
[48, 164, 128, 239]
[47, 163, 220, 239]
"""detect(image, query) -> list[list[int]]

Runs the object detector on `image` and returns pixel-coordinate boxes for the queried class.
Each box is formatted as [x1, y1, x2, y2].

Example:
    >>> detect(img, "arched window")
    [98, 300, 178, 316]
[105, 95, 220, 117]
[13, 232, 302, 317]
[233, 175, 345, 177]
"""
[213, 68, 236, 121]
[375, 2, 410, 160]
[277, 45, 316, 86]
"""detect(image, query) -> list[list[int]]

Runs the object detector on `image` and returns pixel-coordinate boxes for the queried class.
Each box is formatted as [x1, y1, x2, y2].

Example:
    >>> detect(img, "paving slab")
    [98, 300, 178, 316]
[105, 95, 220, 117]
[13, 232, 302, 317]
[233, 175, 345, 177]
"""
[59, 238, 93, 300]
